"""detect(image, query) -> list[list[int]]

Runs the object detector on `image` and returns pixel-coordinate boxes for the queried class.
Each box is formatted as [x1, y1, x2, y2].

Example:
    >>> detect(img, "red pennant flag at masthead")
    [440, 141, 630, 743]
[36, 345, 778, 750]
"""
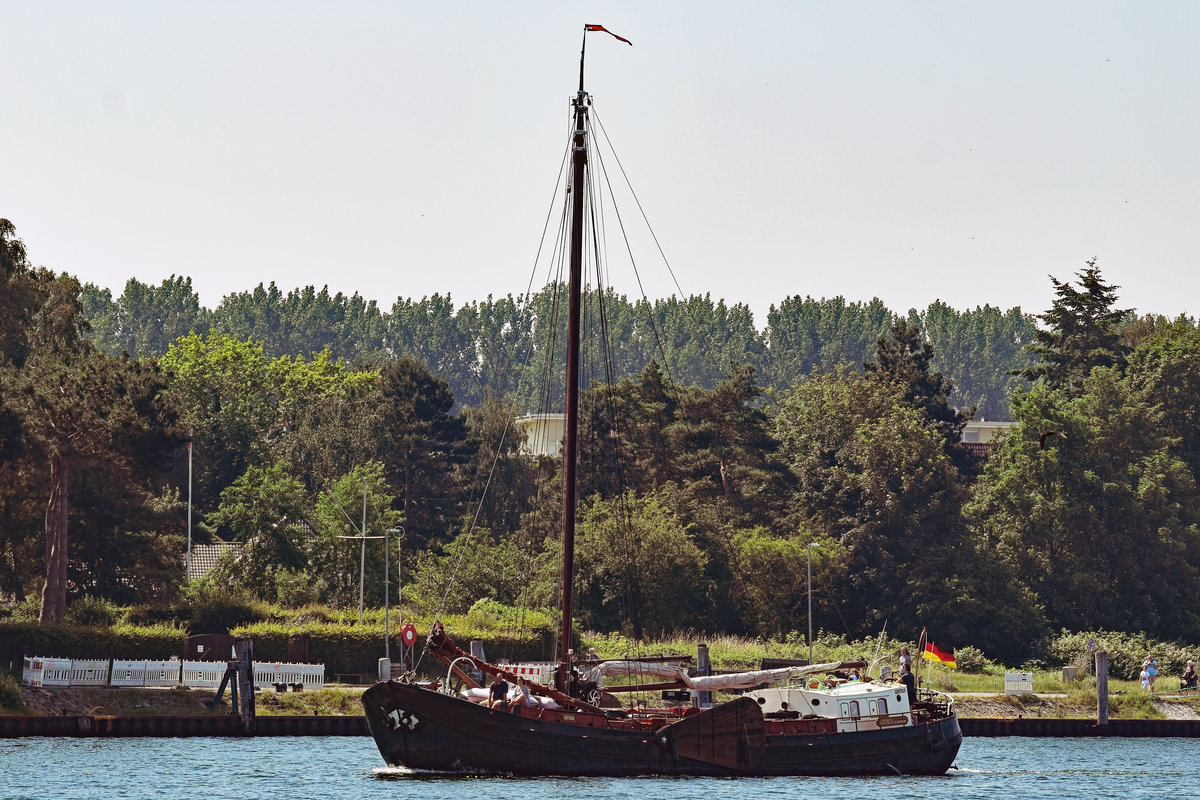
[585, 24, 632, 45]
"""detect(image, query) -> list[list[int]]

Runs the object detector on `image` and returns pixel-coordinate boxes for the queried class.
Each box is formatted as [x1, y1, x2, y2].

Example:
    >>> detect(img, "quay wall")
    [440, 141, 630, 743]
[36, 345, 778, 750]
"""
[960, 718, 1200, 737]
[0, 714, 369, 738]
[4, 715, 1200, 738]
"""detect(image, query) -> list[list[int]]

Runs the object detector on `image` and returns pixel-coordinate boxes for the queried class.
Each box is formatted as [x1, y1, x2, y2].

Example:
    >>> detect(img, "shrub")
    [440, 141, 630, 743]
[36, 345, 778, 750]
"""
[953, 645, 993, 673]
[66, 596, 126, 628]
[0, 672, 22, 711]
[181, 581, 271, 634]
[0, 596, 40, 623]
[0, 621, 185, 661]
[126, 603, 185, 627]
[275, 570, 326, 608]
[1047, 630, 1196, 681]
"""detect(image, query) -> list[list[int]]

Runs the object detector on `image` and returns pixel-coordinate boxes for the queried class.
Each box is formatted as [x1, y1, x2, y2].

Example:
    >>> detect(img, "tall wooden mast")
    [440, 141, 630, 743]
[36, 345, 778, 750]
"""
[558, 32, 589, 691]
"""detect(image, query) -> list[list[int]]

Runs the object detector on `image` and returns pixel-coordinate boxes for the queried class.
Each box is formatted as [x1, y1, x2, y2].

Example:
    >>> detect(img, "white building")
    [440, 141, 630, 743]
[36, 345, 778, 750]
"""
[514, 413, 566, 457]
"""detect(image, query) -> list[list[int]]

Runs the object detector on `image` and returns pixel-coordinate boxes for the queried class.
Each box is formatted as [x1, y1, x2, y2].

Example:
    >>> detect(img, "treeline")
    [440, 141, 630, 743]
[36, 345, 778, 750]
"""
[5, 218, 1200, 666]
[78, 274, 1039, 419]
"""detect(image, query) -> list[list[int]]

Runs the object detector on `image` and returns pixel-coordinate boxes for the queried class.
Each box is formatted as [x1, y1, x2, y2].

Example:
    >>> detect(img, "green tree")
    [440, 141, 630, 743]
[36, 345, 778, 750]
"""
[377, 357, 471, 550]
[773, 370, 1022, 648]
[82, 275, 209, 357]
[916, 301, 1037, 420]
[1125, 317, 1200, 478]
[160, 333, 279, 516]
[965, 372, 1200, 640]
[726, 527, 827, 638]
[309, 461, 402, 608]
[15, 340, 183, 622]
[205, 461, 309, 597]
[1017, 260, 1130, 390]
[764, 295, 896, 390]
[575, 490, 709, 638]
[866, 318, 973, 444]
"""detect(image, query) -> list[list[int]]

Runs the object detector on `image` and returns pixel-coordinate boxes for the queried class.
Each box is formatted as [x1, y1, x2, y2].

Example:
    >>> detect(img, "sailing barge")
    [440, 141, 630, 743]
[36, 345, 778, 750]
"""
[362, 24, 962, 776]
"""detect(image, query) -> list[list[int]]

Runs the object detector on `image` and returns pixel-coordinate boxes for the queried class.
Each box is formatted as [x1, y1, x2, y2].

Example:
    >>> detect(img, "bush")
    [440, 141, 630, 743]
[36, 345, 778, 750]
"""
[181, 581, 272, 634]
[126, 603, 185, 627]
[0, 621, 185, 661]
[275, 570, 327, 608]
[66, 596, 126, 628]
[0, 596, 40, 623]
[1046, 630, 1197, 681]
[0, 672, 22, 712]
[953, 645, 994, 673]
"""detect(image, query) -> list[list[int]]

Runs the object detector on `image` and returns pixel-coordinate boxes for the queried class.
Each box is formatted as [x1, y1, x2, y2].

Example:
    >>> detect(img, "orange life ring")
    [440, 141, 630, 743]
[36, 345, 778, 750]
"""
[400, 623, 417, 647]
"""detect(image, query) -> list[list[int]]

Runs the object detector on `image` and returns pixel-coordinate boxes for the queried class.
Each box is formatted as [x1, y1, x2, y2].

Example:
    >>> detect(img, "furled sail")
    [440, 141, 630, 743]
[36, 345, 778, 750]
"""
[582, 660, 853, 692]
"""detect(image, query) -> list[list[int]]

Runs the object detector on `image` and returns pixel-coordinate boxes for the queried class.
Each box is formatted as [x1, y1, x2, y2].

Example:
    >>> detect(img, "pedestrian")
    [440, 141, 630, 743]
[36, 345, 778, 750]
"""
[1139, 662, 1150, 692]
[1148, 658, 1159, 691]
[1182, 660, 1197, 690]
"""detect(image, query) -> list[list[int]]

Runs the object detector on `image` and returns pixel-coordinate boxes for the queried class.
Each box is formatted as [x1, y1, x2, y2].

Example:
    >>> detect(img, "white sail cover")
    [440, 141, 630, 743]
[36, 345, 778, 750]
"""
[583, 659, 850, 692]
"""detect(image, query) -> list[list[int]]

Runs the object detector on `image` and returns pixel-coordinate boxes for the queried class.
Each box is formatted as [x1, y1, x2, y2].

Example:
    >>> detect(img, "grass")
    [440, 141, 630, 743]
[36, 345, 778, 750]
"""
[255, 687, 366, 716]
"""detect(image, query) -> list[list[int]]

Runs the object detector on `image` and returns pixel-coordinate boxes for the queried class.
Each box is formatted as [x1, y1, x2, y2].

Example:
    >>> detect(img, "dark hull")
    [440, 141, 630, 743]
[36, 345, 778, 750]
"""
[362, 681, 962, 776]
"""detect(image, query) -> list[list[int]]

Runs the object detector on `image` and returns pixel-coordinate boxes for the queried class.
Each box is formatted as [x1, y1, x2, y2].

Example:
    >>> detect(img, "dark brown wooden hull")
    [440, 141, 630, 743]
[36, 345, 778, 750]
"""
[361, 681, 962, 776]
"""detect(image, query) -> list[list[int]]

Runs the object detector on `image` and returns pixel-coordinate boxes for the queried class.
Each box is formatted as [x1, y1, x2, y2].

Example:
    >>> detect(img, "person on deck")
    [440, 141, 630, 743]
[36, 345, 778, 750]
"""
[509, 675, 533, 711]
[898, 663, 917, 705]
[1182, 660, 1197, 690]
[488, 673, 510, 709]
[899, 646, 912, 674]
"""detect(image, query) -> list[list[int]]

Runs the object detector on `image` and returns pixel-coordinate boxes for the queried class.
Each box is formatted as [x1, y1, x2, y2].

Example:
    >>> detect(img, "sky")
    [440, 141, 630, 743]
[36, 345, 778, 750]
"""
[3, 1, 1198, 329]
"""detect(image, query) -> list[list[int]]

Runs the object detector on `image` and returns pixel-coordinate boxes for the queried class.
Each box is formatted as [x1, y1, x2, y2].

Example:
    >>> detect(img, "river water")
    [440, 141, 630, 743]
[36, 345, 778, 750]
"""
[1, 736, 1194, 799]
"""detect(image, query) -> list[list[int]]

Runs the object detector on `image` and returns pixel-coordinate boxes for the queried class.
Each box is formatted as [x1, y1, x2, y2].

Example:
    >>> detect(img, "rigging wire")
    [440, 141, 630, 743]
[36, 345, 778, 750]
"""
[591, 104, 741, 385]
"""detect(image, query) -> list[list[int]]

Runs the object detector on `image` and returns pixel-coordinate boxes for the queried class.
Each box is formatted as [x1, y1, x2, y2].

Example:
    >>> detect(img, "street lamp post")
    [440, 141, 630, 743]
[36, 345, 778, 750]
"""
[384, 527, 403, 664]
[808, 542, 818, 664]
[384, 526, 390, 662]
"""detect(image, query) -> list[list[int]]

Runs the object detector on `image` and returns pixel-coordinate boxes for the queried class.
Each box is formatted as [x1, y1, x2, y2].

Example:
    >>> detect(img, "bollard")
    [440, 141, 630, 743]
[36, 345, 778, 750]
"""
[696, 643, 712, 708]
[1096, 650, 1109, 726]
[235, 636, 256, 734]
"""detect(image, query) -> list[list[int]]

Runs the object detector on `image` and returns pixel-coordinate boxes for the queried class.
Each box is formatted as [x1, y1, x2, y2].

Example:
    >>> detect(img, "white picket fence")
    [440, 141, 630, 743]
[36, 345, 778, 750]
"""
[23, 656, 324, 690]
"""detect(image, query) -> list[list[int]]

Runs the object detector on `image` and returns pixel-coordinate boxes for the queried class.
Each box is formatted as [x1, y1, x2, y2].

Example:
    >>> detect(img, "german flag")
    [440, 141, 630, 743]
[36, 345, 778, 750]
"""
[923, 640, 957, 669]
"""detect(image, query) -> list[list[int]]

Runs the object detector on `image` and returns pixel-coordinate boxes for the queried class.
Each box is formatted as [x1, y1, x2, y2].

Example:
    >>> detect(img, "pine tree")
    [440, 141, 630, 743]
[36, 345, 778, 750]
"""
[1017, 260, 1130, 390]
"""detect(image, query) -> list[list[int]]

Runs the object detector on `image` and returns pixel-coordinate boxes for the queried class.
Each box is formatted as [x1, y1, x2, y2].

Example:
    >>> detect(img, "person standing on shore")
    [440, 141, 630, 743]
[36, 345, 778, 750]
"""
[1140, 662, 1151, 691]
[1148, 658, 1159, 691]
[1182, 660, 1197, 690]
